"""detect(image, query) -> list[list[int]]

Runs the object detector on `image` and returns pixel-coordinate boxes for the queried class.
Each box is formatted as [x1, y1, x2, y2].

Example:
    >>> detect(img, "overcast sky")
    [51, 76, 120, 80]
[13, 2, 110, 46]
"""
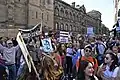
[63, 0, 114, 30]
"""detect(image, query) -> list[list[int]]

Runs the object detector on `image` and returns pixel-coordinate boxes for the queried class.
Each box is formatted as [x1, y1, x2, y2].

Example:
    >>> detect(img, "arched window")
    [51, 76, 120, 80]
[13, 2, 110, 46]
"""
[73, 26, 75, 31]
[47, 0, 50, 4]
[60, 23, 64, 30]
[65, 24, 68, 31]
[73, 13, 75, 20]
[76, 15, 78, 21]
[60, 8, 64, 17]
[76, 27, 78, 32]
[70, 12, 72, 19]
[55, 22, 59, 30]
[70, 25, 72, 31]
[65, 10, 68, 18]
[55, 7, 59, 15]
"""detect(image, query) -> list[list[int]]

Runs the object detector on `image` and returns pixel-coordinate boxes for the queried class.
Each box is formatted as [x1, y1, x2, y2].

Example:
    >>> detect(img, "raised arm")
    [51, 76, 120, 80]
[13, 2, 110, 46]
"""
[14, 45, 20, 52]
[0, 43, 5, 51]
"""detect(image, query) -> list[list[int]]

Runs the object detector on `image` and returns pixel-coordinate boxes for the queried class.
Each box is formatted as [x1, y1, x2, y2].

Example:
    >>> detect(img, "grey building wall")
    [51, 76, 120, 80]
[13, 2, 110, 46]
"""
[0, 0, 54, 37]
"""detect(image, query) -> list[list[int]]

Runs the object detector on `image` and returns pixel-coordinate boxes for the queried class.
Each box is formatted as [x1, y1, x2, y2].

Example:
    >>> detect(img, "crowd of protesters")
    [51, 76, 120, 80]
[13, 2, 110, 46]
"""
[0, 33, 120, 80]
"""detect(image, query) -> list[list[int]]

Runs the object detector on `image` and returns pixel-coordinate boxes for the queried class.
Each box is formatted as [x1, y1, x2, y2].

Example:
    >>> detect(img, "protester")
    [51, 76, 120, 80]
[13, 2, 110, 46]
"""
[0, 40, 20, 80]
[111, 46, 120, 65]
[97, 50, 119, 80]
[95, 37, 106, 66]
[0, 53, 7, 80]
[77, 60, 98, 80]
[66, 43, 75, 78]
[76, 45, 98, 74]
[57, 44, 66, 67]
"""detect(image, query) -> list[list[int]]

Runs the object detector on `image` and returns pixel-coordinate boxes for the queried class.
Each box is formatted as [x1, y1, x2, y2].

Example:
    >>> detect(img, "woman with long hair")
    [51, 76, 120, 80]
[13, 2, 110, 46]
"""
[97, 50, 119, 80]
[77, 60, 98, 80]
[57, 44, 66, 67]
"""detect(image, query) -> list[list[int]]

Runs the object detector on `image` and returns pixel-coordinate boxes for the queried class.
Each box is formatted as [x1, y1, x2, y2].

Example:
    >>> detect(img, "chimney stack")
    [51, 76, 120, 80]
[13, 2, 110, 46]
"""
[72, 2, 75, 7]
[76, 5, 80, 8]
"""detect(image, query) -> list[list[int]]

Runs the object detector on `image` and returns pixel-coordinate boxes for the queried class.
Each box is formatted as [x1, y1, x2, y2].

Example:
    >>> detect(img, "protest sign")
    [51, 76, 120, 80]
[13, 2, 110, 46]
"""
[17, 32, 40, 80]
[41, 38, 53, 53]
[87, 27, 94, 35]
[59, 31, 69, 43]
[17, 32, 31, 72]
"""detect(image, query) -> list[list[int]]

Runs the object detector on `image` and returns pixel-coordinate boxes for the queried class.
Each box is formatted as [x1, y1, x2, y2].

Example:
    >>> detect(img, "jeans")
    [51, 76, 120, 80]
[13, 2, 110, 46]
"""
[7, 64, 16, 80]
[66, 56, 73, 74]
[0, 64, 6, 80]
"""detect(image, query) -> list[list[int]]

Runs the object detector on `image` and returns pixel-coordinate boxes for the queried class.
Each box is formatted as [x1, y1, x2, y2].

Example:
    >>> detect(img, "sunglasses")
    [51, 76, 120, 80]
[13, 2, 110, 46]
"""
[104, 57, 109, 60]
[85, 49, 92, 52]
[8, 43, 13, 44]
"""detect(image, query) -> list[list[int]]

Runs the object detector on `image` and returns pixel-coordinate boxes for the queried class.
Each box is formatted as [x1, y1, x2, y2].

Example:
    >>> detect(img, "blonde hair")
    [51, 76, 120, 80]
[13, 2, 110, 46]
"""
[42, 56, 56, 80]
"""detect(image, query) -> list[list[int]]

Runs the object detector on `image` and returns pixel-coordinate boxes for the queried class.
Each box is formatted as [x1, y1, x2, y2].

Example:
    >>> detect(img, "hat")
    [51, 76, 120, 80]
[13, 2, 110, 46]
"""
[7, 40, 13, 44]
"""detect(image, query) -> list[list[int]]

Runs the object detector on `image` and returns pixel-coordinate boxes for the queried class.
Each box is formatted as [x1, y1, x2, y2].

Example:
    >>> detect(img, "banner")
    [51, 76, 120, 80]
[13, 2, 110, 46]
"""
[19, 22, 42, 38]
[41, 38, 53, 53]
[17, 32, 31, 72]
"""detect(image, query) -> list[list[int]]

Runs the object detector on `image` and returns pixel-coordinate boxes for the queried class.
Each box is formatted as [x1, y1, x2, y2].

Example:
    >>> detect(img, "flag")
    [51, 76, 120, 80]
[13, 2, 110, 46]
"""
[17, 32, 31, 72]
[59, 31, 69, 43]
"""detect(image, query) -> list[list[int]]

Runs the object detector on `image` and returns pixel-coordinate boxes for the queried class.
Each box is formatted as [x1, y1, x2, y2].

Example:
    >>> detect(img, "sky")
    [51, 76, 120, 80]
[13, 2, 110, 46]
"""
[63, 0, 114, 30]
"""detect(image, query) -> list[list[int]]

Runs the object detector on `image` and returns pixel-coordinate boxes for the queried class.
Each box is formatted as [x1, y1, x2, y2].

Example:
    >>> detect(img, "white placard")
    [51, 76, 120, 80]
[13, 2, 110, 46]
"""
[17, 32, 31, 72]
[59, 37, 69, 43]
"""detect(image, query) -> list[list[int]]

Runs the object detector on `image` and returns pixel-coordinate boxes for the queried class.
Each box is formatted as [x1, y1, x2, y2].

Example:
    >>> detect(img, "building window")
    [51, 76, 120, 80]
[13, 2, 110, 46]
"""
[31, 11, 34, 19]
[76, 27, 78, 32]
[55, 23, 59, 30]
[73, 13, 75, 20]
[61, 23, 64, 30]
[40, 0, 41, 3]
[65, 24, 68, 31]
[47, 0, 50, 4]
[47, 13, 49, 21]
[36, 12, 38, 19]
[70, 12, 72, 19]
[55, 7, 59, 15]
[65, 10, 68, 18]
[42, 13, 43, 20]
[43, 0, 45, 5]
[60, 8, 64, 17]
[70, 25, 72, 31]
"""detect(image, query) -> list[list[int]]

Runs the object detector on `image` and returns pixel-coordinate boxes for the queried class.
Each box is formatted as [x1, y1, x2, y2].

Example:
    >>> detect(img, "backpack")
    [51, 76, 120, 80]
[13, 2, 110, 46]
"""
[96, 43, 106, 55]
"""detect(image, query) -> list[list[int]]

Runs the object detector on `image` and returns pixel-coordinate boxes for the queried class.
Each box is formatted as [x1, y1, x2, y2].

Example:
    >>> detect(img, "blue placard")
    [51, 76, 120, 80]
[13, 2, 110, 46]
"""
[116, 26, 120, 31]
[87, 27, 94, 35]
[41, 38, 53, 53]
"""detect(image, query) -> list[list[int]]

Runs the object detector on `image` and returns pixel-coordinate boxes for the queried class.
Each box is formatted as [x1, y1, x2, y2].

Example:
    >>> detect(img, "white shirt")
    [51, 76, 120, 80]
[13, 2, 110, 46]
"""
[103, 65, 119, 78]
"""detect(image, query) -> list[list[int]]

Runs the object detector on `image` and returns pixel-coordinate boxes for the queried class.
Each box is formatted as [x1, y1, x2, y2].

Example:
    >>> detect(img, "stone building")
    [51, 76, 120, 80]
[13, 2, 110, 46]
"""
[0, 0, 102, 37]
[54, 0, 102, 35]
[87, 10, 102, 34]
[0, 0, 54, 37]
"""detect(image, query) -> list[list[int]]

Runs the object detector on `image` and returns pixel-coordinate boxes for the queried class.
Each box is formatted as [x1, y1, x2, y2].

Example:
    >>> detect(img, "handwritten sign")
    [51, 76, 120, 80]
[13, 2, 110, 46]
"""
[41, 38, 53, 53]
